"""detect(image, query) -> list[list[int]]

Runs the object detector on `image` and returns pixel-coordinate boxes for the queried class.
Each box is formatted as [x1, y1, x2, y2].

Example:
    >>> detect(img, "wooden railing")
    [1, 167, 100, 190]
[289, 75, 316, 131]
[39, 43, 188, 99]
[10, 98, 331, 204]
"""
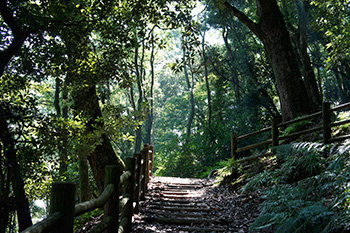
[21, 144, 154, 233]
[231, 102, 350, 163]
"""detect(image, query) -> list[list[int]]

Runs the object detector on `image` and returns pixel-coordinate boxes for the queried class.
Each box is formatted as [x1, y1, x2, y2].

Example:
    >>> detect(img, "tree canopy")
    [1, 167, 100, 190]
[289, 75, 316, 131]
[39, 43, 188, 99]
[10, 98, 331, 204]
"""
[1, 0, 349, 231]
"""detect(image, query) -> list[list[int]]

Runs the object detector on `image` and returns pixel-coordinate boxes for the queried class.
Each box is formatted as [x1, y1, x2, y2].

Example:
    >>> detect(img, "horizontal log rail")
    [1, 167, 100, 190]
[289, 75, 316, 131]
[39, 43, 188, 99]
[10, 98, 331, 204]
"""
[74, 183, 115, 216]
[277, 111, 322, 128]
[237, 126, 272, 141]
[236, 139, 272, 153]
[330, 102, 350, 112]
[277, 126, 323, 141]
[22, 145, 154, 233]
[232, 102, 350, 162]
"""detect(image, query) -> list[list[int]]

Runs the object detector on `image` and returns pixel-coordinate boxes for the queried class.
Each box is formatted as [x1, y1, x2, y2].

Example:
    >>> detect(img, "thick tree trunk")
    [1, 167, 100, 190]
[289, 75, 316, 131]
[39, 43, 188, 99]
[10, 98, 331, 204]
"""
[223, 0, 314, 121]
[258, 1, 312, 121]
[72, 85, 125, 193]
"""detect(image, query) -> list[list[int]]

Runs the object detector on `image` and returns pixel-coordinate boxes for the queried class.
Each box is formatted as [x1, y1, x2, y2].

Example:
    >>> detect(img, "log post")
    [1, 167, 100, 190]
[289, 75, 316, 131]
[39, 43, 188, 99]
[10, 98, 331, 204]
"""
[231, 132, 237, 158]
[323, 102, 331, 144]
[271, 117, 280, 154]
[104, 165, 121, 233]
[143, 145, 150, 183]
[133, 153, 141, 213]
[149, 145, 154, 177]
[49, 182, 76, 233]
[124, 157, 136, 233]
[140, 150, 147, 201]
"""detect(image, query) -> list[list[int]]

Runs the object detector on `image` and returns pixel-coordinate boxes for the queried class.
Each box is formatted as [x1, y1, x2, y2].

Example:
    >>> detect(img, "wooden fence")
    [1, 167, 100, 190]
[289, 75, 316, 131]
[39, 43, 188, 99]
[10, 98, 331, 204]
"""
[231, 102, 350, 163]
[21, 144, 154, 233]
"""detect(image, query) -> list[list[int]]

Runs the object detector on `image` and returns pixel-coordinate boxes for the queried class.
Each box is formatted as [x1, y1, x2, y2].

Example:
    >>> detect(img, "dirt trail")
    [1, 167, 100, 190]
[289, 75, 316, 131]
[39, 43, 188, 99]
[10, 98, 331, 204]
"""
[132, 177, 270, 233]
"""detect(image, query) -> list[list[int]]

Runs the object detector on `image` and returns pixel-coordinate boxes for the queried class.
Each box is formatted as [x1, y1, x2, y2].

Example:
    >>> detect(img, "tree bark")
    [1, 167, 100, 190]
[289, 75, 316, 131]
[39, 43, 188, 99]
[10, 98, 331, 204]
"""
[223, 0, 314, 121]
[72, 85, 125, 193]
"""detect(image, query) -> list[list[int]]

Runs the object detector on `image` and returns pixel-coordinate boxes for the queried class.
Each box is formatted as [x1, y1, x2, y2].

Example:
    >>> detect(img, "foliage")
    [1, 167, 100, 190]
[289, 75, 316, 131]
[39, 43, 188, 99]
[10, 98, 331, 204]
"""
[74, 209, 104, 232]
[243, 141, 350, 232]
[310, 0, 350, 66]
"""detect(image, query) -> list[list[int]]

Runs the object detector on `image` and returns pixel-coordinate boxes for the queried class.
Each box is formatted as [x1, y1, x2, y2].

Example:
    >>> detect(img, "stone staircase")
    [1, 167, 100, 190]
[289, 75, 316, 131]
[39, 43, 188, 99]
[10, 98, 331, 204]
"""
[133, 177, 229, 232]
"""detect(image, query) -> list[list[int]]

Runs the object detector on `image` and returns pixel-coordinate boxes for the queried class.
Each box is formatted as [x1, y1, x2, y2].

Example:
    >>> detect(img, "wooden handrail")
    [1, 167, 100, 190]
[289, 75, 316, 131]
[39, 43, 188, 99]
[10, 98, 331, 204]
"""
[75, 183, 115, 216]
[236, 139, 272, 153]
[330, 102, 350, 112]
[120, 171, 131, 184]
[330, 119, 350, 128]
[22, 145, 155, 233]
[278, 111, 322, 128]
[21, 212, 63, 233]
[232, 101, 350, 160]
[237, 126, 271, 141]
[277, 126, 323, 141]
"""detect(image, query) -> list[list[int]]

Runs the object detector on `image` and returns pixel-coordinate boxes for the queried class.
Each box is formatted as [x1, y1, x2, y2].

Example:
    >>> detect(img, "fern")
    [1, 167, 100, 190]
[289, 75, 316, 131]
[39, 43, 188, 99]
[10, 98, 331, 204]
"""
[248, 141, 350, 232]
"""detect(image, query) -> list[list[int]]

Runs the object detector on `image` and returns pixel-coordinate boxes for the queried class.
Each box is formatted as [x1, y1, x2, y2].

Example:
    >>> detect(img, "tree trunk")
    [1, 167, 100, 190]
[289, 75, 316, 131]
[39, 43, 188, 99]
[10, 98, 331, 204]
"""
[0, 114, 32, 231]
[295, 0, 321, 109]
[223, 0, 314, 121]
[133, 39, 145, 153]
[53, 78, 69, 177]
[79, 154, 90, 202]
[202, 30, 212, 124]
[183, 46, 195, 140]
[222, 27, 240, 102]
[144, 32, 155, 145]
[313, 43, 324, 100]
[72, 85, 125, 193]
[59, 81, 69, 177]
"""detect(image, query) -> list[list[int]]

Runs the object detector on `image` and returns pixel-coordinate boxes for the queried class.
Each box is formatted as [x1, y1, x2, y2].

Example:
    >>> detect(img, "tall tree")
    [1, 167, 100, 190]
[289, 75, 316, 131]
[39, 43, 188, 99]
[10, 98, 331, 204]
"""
[216, 0, 318, 121]
[144, 31, 156, 145]
[183, 42, 196, 141]
[200, 22, 212, 124]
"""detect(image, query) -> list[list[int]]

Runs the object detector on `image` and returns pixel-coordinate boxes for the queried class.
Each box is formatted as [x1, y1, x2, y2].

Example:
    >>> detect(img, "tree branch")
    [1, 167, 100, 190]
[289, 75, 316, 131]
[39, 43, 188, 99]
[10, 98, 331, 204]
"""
[223, 1, 260, 38]
[0, 0, 29, 77]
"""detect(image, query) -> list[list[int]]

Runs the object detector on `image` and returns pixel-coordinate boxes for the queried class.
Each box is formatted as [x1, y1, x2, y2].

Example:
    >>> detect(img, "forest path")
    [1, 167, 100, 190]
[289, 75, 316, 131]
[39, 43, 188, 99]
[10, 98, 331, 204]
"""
[132, 177, 266, 232]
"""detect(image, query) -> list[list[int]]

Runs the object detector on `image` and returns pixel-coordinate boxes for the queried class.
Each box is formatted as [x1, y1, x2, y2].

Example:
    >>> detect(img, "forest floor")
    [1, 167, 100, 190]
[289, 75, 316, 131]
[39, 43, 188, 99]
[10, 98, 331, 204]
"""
[132, 176, 273, 233]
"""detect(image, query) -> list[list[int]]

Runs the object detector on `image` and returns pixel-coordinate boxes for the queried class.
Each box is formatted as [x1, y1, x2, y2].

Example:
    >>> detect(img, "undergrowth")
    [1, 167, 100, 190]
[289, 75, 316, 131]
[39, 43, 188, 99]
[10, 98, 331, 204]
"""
[241, 141, 350, 233]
